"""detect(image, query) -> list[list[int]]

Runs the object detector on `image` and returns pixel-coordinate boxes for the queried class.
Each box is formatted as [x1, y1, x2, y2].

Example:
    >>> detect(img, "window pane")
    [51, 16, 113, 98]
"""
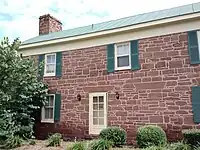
[117, 44, 129, 56]
[93, 104, 98, 110]
[49, 108, 53, 119]
[117, 56, 129, 67]
[47, 55, 52, 63]
[45, 108, 53, 119]
[99, 96, 104, 103]
[93, 111, 98, 117]
[99, 104, 104, 110]
[47, 54, 56, 63]
[46, 64, 55, 73]
[49, 96, 54, 106]
[93, 97, 98, 103]
[99, 111, 104, 117]
[93, 118, 98, 125]
[45, 109, 50, 119]
[99, 118, 104, 125]
[51, 55, 56, 63]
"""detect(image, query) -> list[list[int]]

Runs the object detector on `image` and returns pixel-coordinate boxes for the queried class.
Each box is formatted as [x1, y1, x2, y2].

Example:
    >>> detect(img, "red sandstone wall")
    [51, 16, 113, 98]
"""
[35, 32, 200, 144]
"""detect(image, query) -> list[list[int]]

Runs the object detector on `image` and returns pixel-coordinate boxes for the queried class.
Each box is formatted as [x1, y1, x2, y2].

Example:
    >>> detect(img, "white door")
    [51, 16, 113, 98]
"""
[89, 92, 107, 135]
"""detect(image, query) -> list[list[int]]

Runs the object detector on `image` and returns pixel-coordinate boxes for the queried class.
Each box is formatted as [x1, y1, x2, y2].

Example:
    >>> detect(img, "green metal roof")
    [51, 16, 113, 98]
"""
[22, 2, 200, 45]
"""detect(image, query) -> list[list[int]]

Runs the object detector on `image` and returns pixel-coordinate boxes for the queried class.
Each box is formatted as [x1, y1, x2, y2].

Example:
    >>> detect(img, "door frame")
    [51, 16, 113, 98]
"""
[89, 92, 108, 135]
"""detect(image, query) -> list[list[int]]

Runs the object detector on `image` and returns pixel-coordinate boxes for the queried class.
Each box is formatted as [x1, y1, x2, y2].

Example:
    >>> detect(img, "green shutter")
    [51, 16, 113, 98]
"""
[56, 52, 62, 77]
[131, 40, 140, 70]
[38, 54, 44, 77]
[188, 31, 200, 64]
[192, 86, 200, 123]
[107, 44, 115, 73]
[54, 94, 61, 121]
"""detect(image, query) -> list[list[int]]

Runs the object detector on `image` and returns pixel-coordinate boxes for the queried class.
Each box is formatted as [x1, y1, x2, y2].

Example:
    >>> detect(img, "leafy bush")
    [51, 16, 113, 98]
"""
[194, 146, 200, 150]
[0, 37, 48, 146]
[66, 142, 87, 150]
[99, 126, 126, 146]
[47, 133, 62, 147]
[167, 142, 191, 150]
[1, 135, 24, 149]
[182, 129, 200, 147]
[90, 139, 113, 150]
[136, 125, 167, 148]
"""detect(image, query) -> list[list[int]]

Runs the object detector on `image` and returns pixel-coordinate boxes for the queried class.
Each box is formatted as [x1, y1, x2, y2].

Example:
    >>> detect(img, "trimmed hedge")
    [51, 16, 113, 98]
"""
[182, 129, 200, 148]
[99, 126, 126, 146]
[136, 125, 167, 148]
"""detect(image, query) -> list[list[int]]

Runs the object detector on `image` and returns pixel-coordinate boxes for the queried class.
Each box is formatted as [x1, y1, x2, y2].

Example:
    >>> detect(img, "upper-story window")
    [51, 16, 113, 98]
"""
[115, 42, 131, 70]
[44, 53, 56, 76]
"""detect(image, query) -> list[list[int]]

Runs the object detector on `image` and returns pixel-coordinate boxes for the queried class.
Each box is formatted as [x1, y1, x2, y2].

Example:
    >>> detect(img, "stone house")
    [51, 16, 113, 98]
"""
[19, 2, 200, 144]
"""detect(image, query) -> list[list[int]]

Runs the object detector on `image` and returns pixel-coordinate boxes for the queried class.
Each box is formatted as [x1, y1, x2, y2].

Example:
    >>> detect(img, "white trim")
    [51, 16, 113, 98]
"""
[89, 92, 107, 135]
[41, 119, 54, 123]
[41, 94, 55, 123]
[44, 53, 56, 77]
[20, 12, 200, 50]
[19, 17, 200, 56]
[115, 42, 131, 71]
[197, 31, 200, 60]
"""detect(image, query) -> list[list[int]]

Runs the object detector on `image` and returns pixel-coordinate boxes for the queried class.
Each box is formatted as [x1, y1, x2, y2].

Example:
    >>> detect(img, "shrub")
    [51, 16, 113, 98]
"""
[47, 133, 62, 147]
[99, 126, 126, 146]
[90, 139, 113, 150]
[182, 129, 200, 147]
[136, 125, 167, 148]
[1, 135, 24, 149]
[167, 142, 191, 150]
[0, 37, 48, 145]
[194, 146, 200, 150]
[66, 142, 87, 150]
[66, 143, 73, 150]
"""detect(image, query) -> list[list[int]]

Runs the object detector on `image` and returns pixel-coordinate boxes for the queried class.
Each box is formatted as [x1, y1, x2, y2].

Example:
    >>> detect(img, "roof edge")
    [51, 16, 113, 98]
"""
[19, 12, 200, 50]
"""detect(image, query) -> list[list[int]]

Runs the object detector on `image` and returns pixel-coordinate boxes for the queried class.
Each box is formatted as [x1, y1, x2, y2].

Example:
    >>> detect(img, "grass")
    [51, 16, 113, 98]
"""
[12, 140, 136, 150]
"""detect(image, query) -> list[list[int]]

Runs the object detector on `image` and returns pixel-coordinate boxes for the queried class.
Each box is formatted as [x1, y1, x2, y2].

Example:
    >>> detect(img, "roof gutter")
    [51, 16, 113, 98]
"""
[19, 12, 200, 50]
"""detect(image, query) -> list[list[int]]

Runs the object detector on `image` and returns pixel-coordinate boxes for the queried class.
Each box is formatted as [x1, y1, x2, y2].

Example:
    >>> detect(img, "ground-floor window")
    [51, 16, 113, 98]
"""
[41, 94, 55, 123]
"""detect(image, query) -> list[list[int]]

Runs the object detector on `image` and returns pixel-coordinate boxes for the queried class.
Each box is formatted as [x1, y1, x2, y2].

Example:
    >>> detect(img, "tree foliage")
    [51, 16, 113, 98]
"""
[0, 37, 48, 148]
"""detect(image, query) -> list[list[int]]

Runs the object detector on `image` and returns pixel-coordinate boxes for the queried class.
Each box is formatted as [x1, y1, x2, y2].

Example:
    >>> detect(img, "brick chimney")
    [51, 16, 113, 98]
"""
[39, 14, 62, 35]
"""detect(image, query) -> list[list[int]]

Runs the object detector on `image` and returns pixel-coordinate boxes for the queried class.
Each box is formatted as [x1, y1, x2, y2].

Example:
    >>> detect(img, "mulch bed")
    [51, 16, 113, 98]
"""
[12, 140, 136, 150]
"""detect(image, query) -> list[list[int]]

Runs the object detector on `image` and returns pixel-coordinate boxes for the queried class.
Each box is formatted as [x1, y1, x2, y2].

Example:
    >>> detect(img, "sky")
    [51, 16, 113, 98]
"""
[0, 0, 200, 42]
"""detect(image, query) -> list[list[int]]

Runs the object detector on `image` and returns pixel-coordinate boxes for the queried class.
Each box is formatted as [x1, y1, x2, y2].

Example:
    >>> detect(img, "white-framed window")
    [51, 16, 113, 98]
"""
[44, 53, 56, 76]
[115, 42, 131, 70]
[89, 92, 107, 135]
[197, 31, 200, 59]
[41, 94, 55, 123]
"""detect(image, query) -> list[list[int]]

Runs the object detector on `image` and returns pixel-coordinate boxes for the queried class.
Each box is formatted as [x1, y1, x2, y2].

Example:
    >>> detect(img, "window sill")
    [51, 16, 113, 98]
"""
[115, 66, 131, 71]
[44, 74, 56, 77]
[89, 131, 100, 135]
[41, 120, 54, 123]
